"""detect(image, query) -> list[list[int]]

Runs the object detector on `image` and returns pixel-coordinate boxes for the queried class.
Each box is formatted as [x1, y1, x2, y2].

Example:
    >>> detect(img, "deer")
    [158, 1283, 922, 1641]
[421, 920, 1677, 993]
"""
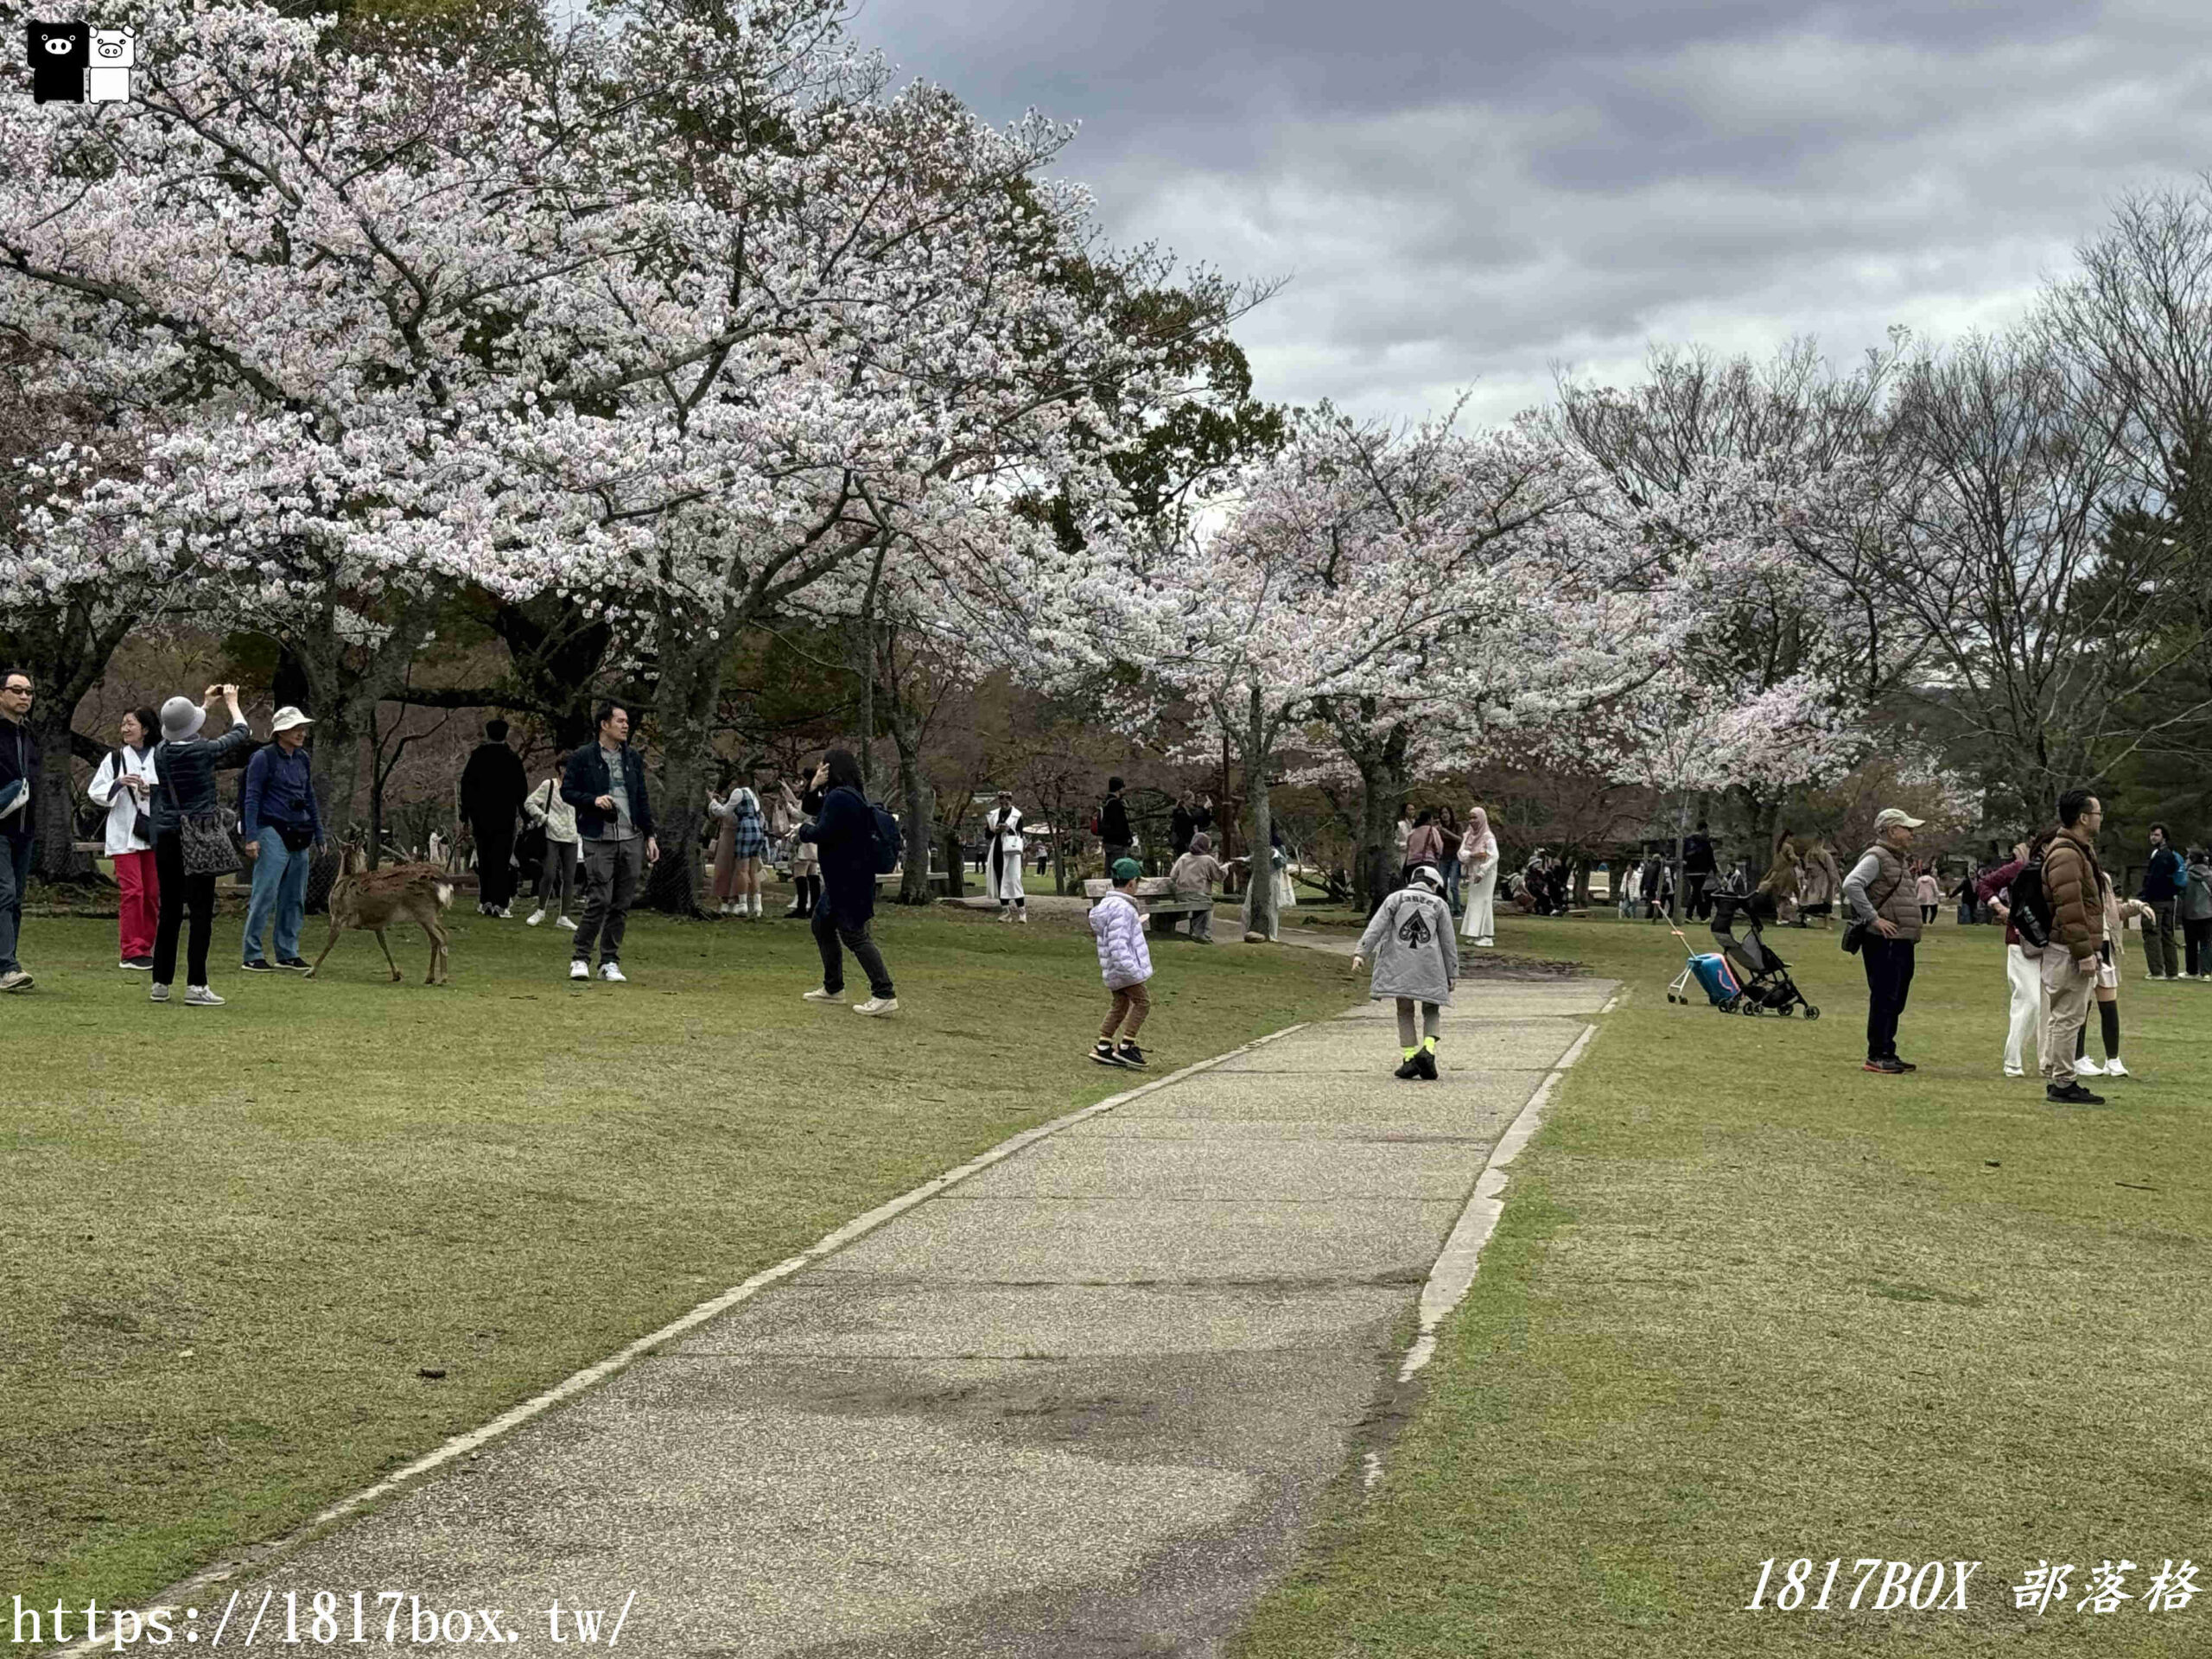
[308, 839, 457, 985]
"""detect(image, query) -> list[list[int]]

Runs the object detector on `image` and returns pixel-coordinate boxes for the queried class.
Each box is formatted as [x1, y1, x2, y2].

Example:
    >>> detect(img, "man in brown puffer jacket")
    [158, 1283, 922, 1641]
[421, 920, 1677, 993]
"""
[2039, 788, 2107, 1103]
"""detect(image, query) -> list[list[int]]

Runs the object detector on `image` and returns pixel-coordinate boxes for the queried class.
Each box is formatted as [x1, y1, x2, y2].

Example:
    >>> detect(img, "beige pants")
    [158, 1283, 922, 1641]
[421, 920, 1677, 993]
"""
[2040, 948, 2097, 1086]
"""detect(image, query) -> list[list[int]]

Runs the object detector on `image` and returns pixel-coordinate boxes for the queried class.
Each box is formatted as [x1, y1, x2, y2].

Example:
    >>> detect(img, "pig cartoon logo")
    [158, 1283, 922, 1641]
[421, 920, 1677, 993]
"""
[87, 25, 132, 101]
[25, 20, 88, 104]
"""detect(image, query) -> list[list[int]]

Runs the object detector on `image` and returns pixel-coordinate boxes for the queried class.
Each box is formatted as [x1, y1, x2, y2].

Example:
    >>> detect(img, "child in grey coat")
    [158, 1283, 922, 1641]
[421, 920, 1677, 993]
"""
[1352, 864, 1460, 1080]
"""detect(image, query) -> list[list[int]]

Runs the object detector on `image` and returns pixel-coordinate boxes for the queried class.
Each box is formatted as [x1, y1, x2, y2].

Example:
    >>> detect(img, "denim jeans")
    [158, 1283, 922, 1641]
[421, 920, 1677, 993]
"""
[243, 826, 313, 963]
[0, 831, 30, 973]
[1441, 855, 1461, 911]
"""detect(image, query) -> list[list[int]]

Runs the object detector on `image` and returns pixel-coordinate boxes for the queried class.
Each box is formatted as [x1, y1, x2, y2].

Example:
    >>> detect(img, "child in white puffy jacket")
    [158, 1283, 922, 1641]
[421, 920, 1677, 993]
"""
[1090, 857, 1154, 1068]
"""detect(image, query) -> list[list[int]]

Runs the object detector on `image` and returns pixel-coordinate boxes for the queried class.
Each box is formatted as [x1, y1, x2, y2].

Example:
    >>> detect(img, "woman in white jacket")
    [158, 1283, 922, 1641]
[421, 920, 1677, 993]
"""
[1458, 805, 1499, 947]
[522, 753, 581, 930]
[86, 706, 162, 969]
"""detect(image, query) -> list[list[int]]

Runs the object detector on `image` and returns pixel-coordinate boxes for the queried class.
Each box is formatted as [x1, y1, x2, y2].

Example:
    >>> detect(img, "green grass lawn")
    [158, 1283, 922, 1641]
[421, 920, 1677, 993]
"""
[2, 891, 1357, 1614]
[1236, 909, 2212, 1656]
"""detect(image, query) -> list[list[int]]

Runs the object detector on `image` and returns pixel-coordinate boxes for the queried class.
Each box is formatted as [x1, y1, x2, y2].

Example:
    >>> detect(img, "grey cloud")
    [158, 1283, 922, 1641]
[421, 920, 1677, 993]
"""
[852, 0, 2212, 423]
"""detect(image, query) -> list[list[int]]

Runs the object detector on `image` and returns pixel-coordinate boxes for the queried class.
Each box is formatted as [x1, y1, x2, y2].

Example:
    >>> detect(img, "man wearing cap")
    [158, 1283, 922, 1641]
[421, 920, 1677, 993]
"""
[239, 706, 326, 972]
[984, 788, 1027, 924]
[1844, 807, 1927, 1075]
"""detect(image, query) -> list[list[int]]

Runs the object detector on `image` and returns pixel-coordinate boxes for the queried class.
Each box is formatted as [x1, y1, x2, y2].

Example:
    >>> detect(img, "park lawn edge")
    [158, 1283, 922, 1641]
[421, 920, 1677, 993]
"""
[5, 901, 1361, 1618]
[1230, 911, 2212, 1659]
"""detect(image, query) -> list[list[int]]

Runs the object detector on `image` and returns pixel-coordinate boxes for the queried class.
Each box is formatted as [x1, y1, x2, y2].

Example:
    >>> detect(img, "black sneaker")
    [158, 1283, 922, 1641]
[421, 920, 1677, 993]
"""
[1886, 1057, 1918, 1072]
[241, 958, 276, 973]
[121, 956, 154, 971]
[1414, 1046, 1440, 1081]
[1090, 1039, 1128, 1067]
[1394, 1054, 1422, 1079]
[1863, 1058, 1905, 1074]
[1116, 1041, 1147, 1069]
[276, 957, 312, 971]
[2047, 1081, 2106, 1105]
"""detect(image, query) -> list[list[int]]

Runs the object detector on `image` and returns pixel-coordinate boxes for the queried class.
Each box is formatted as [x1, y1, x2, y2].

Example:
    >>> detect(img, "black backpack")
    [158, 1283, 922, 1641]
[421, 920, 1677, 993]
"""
[869, 801, 903, 874]
[2007, 859, 2051, 950]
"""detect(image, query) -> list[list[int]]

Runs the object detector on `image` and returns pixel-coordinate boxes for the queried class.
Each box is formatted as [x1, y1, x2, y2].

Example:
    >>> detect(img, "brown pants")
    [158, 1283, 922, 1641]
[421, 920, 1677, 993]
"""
[1103, 982, 1150, 1040]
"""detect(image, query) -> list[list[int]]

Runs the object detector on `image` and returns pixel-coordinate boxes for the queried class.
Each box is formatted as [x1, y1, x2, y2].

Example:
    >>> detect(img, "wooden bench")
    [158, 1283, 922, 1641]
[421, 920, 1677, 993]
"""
[1083, 875, 1212, 935]
[876, 868, 956, 894]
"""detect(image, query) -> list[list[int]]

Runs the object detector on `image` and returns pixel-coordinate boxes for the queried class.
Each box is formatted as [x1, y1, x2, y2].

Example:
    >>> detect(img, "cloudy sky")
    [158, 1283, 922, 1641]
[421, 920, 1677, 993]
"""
[848, 0, 2212, 426]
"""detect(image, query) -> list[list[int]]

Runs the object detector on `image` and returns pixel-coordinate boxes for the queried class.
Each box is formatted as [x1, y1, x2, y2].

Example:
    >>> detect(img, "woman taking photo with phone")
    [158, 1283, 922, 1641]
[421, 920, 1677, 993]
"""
[148, 684, 253, 1007]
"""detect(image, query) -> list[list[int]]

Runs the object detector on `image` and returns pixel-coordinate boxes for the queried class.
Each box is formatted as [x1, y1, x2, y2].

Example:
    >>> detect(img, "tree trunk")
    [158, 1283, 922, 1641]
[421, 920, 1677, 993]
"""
[940, 827, 966, 899]
[1238, 686, 1278, 942]
[486, 594, 613, 749]
[892, 717, 936, 906]
[643, 622, 722, 917]
[1327, 701, 1410, 916]
[3, 595, 140, 880]
[284, 591, 440, 836]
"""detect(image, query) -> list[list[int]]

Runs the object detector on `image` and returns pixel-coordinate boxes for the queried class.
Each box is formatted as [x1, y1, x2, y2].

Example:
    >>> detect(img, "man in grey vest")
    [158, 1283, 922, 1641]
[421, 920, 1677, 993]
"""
[1844, 807, 1925, 1076]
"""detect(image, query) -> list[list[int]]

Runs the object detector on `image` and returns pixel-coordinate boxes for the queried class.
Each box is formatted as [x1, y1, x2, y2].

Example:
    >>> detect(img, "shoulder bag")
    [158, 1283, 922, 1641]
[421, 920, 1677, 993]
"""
[158, 746, 243, 878]
[1840, 861, 1903, 955]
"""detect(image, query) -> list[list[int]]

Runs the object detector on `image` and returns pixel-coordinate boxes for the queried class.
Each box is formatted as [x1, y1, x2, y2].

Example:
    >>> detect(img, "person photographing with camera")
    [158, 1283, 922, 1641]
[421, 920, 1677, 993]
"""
[149, 683, 254, 1007]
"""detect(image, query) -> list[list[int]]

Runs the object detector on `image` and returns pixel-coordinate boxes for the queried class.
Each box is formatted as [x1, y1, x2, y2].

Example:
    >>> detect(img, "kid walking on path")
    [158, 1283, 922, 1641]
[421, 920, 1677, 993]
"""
[1353, 864, 1460, 1080]
[1090, 856, 1154, 1068]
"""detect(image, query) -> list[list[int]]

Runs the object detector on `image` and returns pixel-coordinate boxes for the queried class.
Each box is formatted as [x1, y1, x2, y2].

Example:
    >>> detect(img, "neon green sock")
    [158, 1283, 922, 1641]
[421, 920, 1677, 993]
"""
[1402, 1046, 1419, 1061]
[1422, 1036, 1438, 1053]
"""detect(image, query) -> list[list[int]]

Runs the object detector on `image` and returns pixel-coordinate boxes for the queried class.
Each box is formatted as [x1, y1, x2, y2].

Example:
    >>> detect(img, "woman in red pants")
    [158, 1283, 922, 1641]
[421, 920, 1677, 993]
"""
[86, 706, 162, 970]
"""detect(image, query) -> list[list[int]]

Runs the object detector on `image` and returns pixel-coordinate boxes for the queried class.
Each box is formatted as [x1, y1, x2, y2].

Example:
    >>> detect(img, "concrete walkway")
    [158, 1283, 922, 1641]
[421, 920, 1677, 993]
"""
[162, 975, 1613, 1658]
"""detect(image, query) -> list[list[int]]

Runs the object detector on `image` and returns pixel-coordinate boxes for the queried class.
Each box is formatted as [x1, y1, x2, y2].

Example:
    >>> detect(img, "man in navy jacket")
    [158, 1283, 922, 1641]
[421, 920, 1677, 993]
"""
[2140, 822, 2187, 981]
[798, 747, 897, 1015]
[559, 701, 658, 982]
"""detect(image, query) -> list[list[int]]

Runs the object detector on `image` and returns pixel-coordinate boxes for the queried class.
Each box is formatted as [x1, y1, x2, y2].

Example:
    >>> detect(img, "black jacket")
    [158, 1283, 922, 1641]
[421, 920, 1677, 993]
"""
[560, 742, 654, 841]
[1168, 802, 1211, 855]
[460, 741, 529, 824]
[1100, 792, 1131, 844]
[0, 717, 36, 842]
[149, 724, 254, 840]
[1683, 833, 1716, 875]
[799, 785, 877, 925]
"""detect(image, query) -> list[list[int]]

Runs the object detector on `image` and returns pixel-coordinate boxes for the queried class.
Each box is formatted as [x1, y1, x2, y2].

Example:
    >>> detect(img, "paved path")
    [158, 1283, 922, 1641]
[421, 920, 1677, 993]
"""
[162, 976, 1613, 1658]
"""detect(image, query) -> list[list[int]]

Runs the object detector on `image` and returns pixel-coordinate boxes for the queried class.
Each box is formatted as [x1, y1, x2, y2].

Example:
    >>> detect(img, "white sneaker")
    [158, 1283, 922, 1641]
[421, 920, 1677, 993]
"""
[1017, 910, 1028, 925]
[569, 959, 588, 981]
[2073, 1056, 2106, 1077]
[599, 962, 626, 982]
[556, 915, 577, 931]
[853, 996, 899, 1017]
[802, 987, 841, 1002]
[526, 908, 546, 926]
[149, 982, 171, 1003]
[2004, 1067, 2024, 1077]
[184, 985, 226, 1007]
[998, 909, 1012, 924]
[2106, 1058, 2132, 1077]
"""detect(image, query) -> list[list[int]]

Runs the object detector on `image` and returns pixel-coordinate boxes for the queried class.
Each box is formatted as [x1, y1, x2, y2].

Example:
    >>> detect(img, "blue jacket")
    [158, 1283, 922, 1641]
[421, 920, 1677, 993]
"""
[2142, 844, 2186, 902]
[241, 741, 323, 840]
[798, 785, 877, 925]
[560, 742, 654, 841]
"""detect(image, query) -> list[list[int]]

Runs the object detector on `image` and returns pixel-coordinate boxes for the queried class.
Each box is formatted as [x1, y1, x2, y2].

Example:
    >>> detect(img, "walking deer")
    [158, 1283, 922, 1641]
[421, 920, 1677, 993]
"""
[308, 841, 456, 984]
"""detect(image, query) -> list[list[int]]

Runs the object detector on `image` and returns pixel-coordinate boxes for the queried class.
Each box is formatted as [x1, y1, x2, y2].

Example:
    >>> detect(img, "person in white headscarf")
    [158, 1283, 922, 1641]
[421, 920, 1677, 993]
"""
[985, 789, 1027, 923]
[1458, 805, 1499, 946]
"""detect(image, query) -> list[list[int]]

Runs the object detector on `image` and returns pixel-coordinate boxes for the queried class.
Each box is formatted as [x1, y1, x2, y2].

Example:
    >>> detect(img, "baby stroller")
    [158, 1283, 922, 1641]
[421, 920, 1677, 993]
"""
[1668, 891, 1820, 1019]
